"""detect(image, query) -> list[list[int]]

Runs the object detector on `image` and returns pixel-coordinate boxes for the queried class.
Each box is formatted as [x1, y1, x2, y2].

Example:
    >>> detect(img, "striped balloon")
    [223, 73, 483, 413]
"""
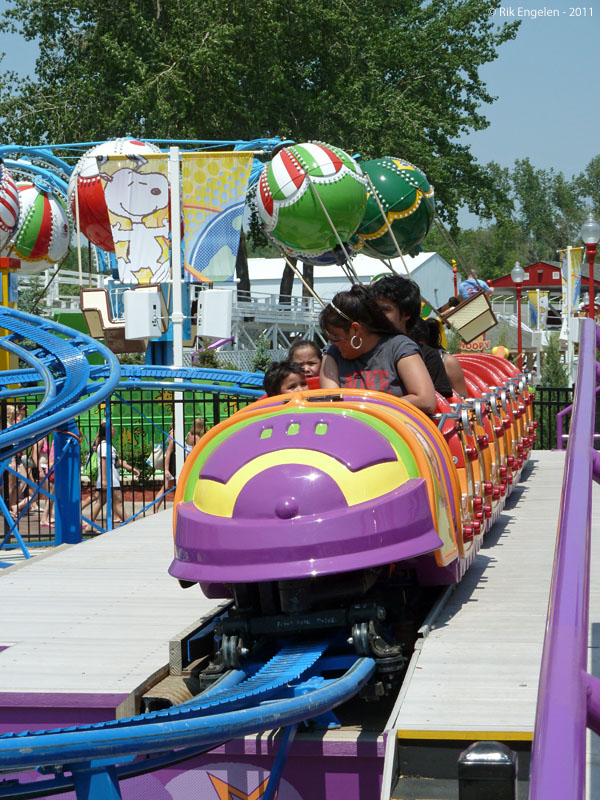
[4, 183, 72, 274]
[257, 142, 367, 257]
[67, 138, 162, 252]
[357, 157, 434, 258]
[0, 164, 20, 250]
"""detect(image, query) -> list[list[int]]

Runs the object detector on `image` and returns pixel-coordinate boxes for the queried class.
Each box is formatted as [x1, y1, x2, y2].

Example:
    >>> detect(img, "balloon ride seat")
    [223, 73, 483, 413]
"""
[79, 286, 168, 355]
[443, 290, 497, 344]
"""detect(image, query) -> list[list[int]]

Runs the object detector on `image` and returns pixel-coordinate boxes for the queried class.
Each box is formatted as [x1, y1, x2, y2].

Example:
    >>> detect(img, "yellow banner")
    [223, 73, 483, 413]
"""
[182, 152, 253, 282]
[528, 290, 549, 329]
[557, 245, 584, 315]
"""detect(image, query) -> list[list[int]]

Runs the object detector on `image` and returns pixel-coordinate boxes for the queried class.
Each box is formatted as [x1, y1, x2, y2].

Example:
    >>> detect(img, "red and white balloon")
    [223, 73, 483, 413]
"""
[67, 138, 162, 252]
[0, 164, 20, 251]
[2, 182, 72, 275]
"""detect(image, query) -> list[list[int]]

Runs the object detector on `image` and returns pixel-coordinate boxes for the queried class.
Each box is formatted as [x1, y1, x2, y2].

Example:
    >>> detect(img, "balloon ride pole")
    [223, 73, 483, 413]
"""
[0, 257, 19, 372]
[306, 175, 361, 284]
[169, 146, 185, 481]
[74, 180, 83, 287]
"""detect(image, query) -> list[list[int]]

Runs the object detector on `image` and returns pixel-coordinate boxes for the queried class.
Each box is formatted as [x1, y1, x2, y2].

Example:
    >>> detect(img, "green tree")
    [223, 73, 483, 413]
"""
[17, 274, 48, 315]
[192, 339, 221, 369]
[540, 332, 568, 388]
[250, 334, 272, 373]
[577, 155, 600, 216]
[424, 155, 591, 282]
[0, 0, 518, 224]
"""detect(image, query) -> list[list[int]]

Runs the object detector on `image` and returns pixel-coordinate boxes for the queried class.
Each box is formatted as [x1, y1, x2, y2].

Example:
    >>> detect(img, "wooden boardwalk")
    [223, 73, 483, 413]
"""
[391, 451, 566, 740]
[0, 509, 216, 709]
[387, 450, 600, 797]
[4, 450, 600, 794]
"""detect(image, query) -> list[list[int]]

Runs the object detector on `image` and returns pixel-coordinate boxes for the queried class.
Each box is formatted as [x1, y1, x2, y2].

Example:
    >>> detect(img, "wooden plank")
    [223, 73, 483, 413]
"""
[392, 452, 564, 736]
[0, 509, 217, 696]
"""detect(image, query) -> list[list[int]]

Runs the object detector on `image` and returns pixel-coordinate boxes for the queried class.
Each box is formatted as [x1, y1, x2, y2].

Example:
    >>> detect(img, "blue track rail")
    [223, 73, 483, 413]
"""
[0, 308, 121, 460]
[0, 639, 375, 800]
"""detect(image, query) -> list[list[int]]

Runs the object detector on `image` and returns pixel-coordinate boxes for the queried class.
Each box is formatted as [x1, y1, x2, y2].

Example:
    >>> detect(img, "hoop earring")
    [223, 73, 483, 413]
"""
[350, 335, 363, 350]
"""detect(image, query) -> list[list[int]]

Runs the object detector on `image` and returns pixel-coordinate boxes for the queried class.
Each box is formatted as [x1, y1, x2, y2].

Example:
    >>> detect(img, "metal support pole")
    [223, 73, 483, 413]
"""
[536, 288, 542, 382]
[54, 420, 82, 544]
[169, 147, 185, 481]
[587, 242, 597, 320]
[566, 245, 574, 384]
[262, 725, 298, 800]
[1, 400, 9, 539]
[105, 401, 113, 530]
[517, 285, 523, 372]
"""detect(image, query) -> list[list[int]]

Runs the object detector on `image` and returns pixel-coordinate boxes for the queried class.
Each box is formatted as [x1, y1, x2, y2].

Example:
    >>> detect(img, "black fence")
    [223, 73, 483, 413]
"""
[532, 386, 575, 451]
[1, 383, 585, 547]
[2, 385, 257, 545]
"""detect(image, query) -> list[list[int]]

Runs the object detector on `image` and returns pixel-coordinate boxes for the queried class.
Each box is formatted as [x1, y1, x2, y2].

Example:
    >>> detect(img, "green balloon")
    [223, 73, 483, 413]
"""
[358, 157, 434, 258]
[257, 142, 367, 256]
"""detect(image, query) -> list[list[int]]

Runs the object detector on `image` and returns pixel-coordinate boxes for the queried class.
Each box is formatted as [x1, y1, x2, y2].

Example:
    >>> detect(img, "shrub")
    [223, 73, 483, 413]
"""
[251, 334, 272, 373]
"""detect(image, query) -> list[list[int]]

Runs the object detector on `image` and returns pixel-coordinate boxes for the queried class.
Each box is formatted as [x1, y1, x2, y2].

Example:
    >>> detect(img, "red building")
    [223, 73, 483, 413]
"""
[488, 259, 600, 293]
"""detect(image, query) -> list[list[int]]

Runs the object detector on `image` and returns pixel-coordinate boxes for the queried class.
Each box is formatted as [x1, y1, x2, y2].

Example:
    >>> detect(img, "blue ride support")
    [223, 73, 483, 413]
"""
[71, 761, 122, 800]
[54, 421, 82, 545]
[262, 724, 298, 800]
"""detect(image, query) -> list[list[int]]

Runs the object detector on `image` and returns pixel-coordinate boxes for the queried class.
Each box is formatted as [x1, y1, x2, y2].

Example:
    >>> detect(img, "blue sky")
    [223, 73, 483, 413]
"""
[0, 2, 598, 228]
[466, 8, 598, 179]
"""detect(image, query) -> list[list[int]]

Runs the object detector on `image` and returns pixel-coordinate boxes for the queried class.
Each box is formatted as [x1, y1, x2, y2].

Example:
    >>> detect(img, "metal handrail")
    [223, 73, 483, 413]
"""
[529, 318, 600, 799]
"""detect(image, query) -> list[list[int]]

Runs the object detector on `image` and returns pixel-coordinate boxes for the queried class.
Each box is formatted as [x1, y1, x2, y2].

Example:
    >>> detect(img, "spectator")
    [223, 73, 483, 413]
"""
[159, 418, 207, 511]
[458, 270, 493, 301]
[85, 422, 139, 531]
[185, 417, 206, 457]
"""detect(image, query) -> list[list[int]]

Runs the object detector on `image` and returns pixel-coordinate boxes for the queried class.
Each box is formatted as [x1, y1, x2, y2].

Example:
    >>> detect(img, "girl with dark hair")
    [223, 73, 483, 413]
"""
[409, 319, 453, 399]
[417, 318, 469, 399]
[289, 339, 323, 389]
[370, 274, 466, 399]
[319, 284, 436, 414]
[289, 339, 322, 378]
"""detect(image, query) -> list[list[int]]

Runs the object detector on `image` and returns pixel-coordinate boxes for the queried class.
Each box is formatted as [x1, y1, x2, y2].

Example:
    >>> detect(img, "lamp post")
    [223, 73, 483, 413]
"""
[452, 258, 458, 296]
[511, 261, 525, 372]
[580, 213, 600, 319]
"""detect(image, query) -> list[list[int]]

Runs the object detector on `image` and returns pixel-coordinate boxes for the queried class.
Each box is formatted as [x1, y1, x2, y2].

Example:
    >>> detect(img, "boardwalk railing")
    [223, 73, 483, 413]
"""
[529, 318, 600, 799]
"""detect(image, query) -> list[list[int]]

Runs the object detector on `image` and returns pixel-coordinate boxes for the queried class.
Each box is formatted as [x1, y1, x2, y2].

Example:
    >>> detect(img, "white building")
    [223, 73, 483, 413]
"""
[240, 252, 456, 310]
